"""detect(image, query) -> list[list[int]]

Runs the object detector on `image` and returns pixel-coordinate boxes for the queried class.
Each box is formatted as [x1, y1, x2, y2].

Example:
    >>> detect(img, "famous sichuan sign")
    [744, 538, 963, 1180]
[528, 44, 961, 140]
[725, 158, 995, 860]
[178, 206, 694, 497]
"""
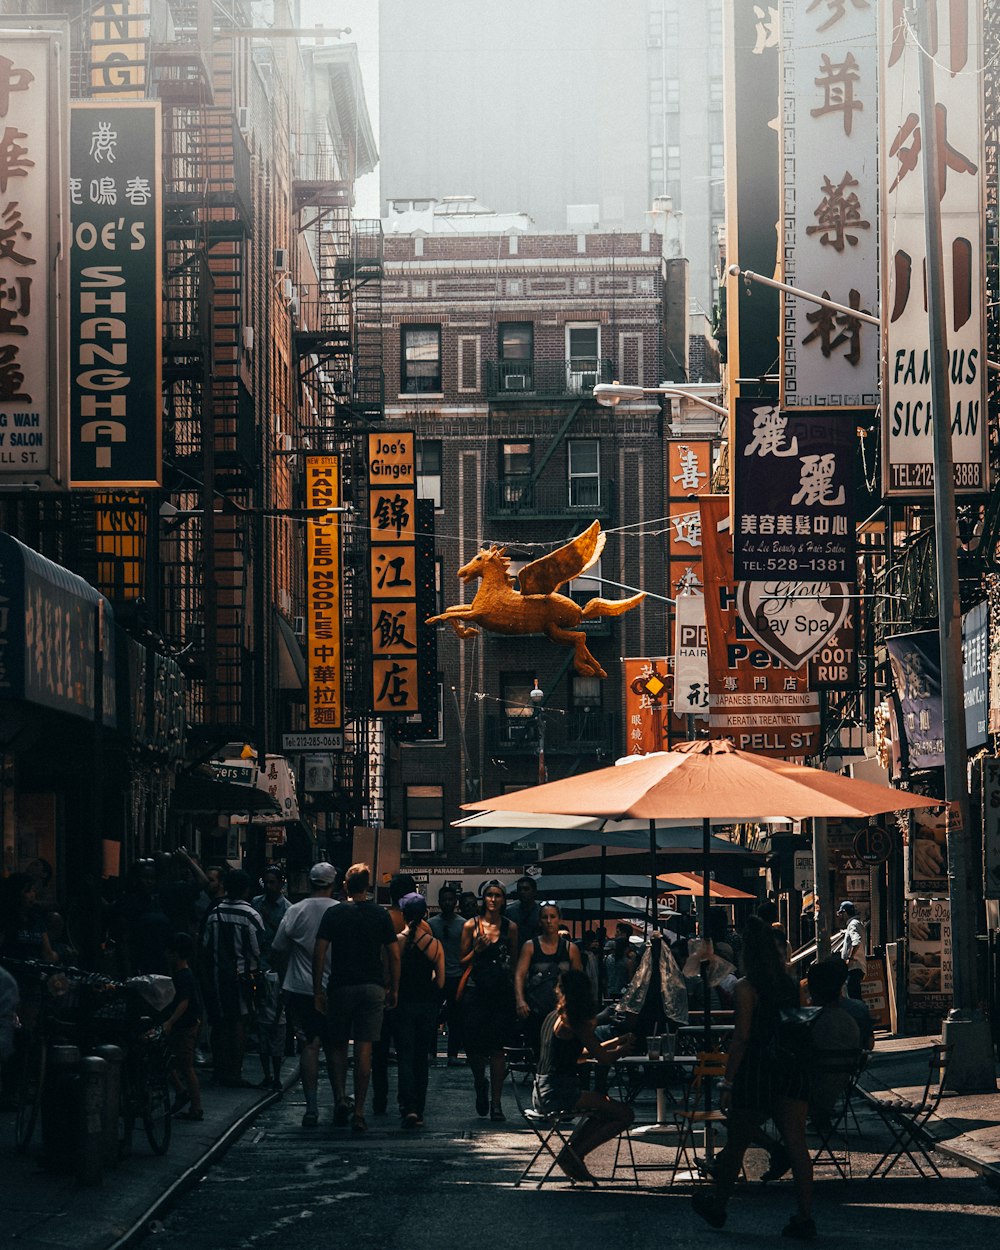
[428, 522, 643, 677]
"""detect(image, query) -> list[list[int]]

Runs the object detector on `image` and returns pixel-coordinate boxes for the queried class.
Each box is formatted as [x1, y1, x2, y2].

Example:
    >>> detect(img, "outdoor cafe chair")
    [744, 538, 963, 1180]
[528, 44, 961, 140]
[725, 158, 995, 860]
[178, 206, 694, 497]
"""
[669, 1050, 728, 1187]
[809, 1047, 867, 1180]
[866, 1043, 954, 1179]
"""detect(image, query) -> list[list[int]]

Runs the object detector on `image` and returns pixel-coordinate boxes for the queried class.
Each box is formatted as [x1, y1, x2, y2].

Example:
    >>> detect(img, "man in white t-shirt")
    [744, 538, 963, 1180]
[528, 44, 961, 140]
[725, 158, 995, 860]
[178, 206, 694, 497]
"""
[271, 862, 340, 1127]
[834, 900, 867, 1001]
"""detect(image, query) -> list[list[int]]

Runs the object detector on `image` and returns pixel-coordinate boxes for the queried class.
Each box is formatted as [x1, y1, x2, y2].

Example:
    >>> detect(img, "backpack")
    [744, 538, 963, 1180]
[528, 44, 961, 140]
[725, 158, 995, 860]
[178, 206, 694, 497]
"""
[766, 1005, 823, 1068]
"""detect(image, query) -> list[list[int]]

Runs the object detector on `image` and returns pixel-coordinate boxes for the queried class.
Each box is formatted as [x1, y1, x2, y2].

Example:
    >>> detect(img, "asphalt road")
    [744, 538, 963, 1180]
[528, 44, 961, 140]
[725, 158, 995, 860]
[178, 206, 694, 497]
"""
[152, 1064, 1000, 1250]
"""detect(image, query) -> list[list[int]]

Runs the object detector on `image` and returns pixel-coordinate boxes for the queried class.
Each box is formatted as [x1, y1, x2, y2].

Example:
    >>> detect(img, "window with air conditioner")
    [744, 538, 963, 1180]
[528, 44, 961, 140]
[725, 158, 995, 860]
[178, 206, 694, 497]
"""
[401, 325, 442, 393]
[407, 830, 439, 853]
[498, 322, 533, 391]
[568, 439, 601, 508]
[501, 673, 536, 743]
[565, 324, 600, 393]
[416, 440, 443, 508]
[405, 784, 444, 851]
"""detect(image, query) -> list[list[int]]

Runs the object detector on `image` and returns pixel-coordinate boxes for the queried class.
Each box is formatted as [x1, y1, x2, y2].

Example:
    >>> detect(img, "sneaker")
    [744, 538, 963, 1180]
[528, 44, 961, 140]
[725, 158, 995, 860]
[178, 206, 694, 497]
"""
[402, 1112, 420, 1131]
[782, 1216, 817, 1241]
[301, 1111, 319, 1129]
[333, 1100, 352, 1127]
[490, 1106, 506, 1122]
[691, 1191, 727, 1230]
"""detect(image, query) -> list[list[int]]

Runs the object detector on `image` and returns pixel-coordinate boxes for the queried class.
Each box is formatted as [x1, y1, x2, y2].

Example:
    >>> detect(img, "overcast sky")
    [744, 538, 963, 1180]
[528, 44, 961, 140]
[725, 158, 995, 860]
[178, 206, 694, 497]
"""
[301, 0, 381, 217]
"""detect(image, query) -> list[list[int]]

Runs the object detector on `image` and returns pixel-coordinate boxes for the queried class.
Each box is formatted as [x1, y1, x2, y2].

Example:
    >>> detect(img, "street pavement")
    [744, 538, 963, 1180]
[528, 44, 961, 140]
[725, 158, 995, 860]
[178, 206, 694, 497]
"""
[2, 1036, 998, 1250]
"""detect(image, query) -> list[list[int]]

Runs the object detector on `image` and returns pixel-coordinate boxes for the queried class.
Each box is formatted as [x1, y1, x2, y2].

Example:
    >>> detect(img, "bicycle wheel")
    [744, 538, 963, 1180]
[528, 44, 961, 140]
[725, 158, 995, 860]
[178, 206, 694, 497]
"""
[15, 1037, 46, 1153]
[143, 1076, 172, 1155]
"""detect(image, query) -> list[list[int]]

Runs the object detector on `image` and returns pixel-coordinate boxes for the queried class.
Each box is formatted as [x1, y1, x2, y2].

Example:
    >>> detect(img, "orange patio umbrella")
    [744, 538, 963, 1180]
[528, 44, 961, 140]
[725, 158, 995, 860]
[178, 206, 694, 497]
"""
[657, 871, 757, 902]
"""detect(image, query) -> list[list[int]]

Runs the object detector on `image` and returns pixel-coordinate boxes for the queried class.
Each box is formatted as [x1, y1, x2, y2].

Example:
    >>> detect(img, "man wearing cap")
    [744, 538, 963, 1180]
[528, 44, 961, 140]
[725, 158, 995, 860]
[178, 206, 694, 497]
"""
[834, 901, 867, 1000]
[271, 862, 340, 1128]
[506, 875, 541, 948]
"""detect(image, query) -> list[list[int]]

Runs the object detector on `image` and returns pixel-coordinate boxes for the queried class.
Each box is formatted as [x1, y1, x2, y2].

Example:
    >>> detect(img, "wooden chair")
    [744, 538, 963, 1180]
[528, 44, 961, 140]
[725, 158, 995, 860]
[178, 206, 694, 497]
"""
[669, 1051, 728, 1186]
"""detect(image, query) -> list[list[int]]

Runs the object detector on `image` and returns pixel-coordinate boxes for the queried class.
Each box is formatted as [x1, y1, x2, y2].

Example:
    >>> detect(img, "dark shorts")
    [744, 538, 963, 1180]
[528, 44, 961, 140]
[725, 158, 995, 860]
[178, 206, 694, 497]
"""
[286, 992, 327, 1044]
[327, 983, 386, 1045]
[533, 1073, 580, 1115]
[168, 1021, 200, 1070]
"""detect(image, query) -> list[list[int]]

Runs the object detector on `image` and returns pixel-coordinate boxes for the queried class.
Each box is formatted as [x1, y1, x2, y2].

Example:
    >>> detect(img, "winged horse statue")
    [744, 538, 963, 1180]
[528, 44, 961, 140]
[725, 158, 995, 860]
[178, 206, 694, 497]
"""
[426, 521, 644, 677]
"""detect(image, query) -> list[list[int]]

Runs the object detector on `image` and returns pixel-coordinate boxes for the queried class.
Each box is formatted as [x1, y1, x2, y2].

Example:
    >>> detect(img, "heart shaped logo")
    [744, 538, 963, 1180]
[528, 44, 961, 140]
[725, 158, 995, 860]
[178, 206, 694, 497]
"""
[736, 581, 850, 670]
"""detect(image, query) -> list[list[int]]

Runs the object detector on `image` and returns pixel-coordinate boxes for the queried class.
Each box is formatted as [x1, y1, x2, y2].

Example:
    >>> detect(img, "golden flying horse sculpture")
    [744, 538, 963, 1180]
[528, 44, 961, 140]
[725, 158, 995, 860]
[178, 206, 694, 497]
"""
[426, 521, 644, 677]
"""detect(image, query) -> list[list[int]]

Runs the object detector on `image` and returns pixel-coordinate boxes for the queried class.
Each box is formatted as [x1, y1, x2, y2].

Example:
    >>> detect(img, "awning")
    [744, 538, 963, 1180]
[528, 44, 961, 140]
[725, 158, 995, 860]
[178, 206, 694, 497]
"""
[274, 612, 307, 691]
[170, 774, 282, 816]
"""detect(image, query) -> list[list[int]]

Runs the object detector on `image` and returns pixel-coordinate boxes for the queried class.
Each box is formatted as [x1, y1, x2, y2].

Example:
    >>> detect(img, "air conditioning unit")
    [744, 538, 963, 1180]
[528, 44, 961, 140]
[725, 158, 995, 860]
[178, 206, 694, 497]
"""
[282, 277, 294, 301]
[406, 830, 439, 853]
[504, 373, 528, 391]
[293, 615, 305, 639]
[237, 106, 250, 133]
[276, 431, 294, 453]
[242, 326, 254, 352]
[274, 248, 289, 272]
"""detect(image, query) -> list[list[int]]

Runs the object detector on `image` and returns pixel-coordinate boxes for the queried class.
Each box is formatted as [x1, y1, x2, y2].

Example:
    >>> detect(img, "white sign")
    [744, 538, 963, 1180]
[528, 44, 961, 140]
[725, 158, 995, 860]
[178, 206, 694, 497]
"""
[982, 757, 1000, 900]
[781, 0, 879, 408]
[282, 731, 344, 751]
[793, 849, 814, 893]
[736, 581, 850, 670]
[303, 753, 334, 793]
[673, 592, 710, 717]
[879, 0, 987, 496]
[0, 30, 69, 487]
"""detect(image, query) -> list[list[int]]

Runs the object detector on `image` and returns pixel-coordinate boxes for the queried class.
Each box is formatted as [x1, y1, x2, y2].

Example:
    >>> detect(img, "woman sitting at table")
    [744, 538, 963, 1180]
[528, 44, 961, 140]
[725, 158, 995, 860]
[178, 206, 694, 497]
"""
[532, 969, 634, 1182]
[514, 901, 582, 1058]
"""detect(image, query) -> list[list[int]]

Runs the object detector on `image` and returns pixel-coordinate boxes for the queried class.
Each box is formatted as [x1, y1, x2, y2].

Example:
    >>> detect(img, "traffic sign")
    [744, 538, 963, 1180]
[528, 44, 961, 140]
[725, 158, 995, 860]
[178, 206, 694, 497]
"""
[282, 732, 344, 752]
[853, 825, 892, 865]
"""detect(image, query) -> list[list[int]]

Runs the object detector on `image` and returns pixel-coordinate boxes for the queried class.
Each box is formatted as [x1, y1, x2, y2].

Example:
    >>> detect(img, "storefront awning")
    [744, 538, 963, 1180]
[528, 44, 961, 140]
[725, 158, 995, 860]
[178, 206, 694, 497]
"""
[170, 774, 283, 816]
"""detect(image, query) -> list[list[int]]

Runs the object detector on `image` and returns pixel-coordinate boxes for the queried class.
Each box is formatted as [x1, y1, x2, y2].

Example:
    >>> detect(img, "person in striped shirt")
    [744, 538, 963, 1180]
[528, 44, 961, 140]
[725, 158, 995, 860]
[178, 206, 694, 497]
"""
[202, 869, 263, 1087]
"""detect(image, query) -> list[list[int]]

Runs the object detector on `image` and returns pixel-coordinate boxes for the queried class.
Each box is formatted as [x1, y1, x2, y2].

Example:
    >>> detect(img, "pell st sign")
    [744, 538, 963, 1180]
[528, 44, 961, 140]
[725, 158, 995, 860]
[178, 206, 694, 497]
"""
[736, 581, 850, 670]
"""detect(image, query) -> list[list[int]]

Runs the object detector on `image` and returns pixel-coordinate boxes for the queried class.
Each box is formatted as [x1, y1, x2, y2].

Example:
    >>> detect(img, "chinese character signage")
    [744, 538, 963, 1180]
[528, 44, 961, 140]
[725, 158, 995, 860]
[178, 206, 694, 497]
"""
[70, 102, 162, 487]
[666, 440, 713, 603]
[624, 658, 671, 756]
[781, 0, 879, 408]
[673, 594, 710, 717]
[885, 629, 943, 768]
[700, 495, 820, 756]
[305, 455, 342, 733]
[879, 0, 988, 496]
[733, 400, 856, 580]
[88, 0, 149, 98]
[724, 0, 781, 392]
[394, 498, 440, 741]
[0, 29, 69, 489]
[962, 600, 987, 751]
[369, 432, 419, 715]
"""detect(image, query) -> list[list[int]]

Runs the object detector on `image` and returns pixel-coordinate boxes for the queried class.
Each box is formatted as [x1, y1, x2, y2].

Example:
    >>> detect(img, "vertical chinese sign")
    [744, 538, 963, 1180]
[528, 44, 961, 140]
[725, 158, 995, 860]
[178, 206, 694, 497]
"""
[623, 658, 671, 756]
[724, 0, 781, 394]
[699, 494, 820, 756]
[369, 432, 419, 715]
[0, 29, 69, 490]
[69, 103, 162, 487]
[666, 440, 713, 600]
[879, 0, 987, 495]
[305, 455, 342, 734]
[781, 0, 879, 409]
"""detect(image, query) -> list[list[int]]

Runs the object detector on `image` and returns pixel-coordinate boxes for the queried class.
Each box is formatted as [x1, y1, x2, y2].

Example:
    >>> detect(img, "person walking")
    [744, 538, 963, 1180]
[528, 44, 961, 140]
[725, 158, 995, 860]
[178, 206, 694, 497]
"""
[271, 862, 340, 1128]
[312, 863, 400, 1133]
[201, 869, 263, 1087]
[251, 868, 291, 971]
[514, 902, 581, 1058]
[394, 893, 444, 1130]
[532, 969, 634, 1182]
[690, 915, 815, 1241]
[833, 901, 867, 1000]
[429, 885, 465, 1066]
[459, 881, 518, 1121]
[372, 873, 416, 1115]
[163, 932, 204, 1121]
[506, 875, 541, 948]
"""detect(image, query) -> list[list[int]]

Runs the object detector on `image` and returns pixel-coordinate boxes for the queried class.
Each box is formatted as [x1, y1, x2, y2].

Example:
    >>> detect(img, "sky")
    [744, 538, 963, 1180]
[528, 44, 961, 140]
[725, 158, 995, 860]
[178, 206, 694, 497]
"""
[301, 0, 381, 217]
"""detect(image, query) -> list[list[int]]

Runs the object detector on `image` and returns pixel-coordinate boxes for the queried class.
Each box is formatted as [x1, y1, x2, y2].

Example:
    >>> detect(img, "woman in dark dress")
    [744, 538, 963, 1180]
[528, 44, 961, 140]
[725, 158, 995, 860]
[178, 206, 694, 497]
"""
[532, 969, 634, 1182]
[394, 892, 444, 1130]
[459, 881, 518, 1121]
[514, 902, 582, 1057]
[691, 915, 814, 1241]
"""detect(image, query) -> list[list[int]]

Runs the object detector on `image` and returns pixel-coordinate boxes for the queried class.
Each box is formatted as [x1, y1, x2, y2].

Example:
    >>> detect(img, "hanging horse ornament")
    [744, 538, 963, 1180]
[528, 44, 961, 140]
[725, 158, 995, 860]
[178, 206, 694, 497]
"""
[426, 521, 644, 678]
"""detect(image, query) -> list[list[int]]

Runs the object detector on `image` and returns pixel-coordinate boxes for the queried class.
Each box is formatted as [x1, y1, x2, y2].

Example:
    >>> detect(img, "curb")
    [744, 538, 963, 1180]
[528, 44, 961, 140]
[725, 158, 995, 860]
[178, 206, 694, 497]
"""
[104, 1085, 285, 1250]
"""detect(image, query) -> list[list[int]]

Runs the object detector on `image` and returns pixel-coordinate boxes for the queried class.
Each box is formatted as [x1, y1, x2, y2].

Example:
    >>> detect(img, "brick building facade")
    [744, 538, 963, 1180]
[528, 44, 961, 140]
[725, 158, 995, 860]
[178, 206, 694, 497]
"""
[381, 217, 683, 868]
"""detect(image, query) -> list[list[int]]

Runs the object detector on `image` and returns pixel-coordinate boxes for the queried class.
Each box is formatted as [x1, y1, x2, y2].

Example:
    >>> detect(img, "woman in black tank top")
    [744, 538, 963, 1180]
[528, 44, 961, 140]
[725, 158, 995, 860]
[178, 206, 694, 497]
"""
[531, 969, 635, 1183]
[394, 893, 444, 1129]
[514, 902, 583, 1057]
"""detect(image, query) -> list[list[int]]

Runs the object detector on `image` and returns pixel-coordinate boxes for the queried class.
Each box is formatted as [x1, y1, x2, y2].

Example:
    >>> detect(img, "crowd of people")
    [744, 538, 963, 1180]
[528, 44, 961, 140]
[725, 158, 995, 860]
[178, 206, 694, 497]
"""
[0, 852, 876, 1238]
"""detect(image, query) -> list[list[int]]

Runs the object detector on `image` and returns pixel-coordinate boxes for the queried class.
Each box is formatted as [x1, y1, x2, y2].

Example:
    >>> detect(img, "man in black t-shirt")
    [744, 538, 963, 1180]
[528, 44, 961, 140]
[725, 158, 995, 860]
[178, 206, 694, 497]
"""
[313, 863, 399, 1130]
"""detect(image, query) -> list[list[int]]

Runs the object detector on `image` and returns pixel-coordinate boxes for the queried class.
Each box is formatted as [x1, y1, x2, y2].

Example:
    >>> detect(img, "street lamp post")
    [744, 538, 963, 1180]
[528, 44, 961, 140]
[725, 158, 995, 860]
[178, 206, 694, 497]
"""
[529, 680, 546, 786]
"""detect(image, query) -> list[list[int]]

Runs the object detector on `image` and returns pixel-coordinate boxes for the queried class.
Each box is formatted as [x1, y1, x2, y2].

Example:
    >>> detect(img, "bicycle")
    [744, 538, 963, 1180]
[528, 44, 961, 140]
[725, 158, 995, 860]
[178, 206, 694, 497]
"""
[117, 1023, 174, 1156]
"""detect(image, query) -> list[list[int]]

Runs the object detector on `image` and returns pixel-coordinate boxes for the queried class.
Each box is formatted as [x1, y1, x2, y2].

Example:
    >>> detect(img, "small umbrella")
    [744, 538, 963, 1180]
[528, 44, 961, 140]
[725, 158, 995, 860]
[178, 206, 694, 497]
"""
[657, 872, 758, 902]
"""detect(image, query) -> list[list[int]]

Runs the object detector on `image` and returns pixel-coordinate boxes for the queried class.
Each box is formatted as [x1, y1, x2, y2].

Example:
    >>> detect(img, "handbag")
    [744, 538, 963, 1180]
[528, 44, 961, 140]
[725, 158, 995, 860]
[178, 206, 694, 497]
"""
[455, 964, 473, 1002]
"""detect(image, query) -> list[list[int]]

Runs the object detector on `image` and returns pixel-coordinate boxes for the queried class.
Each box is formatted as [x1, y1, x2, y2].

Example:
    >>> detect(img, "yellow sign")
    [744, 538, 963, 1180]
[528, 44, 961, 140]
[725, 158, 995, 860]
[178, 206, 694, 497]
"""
[89, 0, 149, 97]
[305, 456, 341, 731]
[370, 545, 416, 601]
[371, 602, 419, 657]
[368, 432, 415, 486]
[369, 486, 416, 544]
[372, 658, 419, 714]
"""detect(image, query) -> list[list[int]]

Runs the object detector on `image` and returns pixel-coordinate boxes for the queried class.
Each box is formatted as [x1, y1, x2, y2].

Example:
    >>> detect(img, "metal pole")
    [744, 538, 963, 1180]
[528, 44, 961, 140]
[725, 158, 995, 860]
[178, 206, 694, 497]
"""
[649, 819, 659, 932]
[702, 817, 712, 1051]
[813, 817, 831, 961]
[912, 0, 995, 1089]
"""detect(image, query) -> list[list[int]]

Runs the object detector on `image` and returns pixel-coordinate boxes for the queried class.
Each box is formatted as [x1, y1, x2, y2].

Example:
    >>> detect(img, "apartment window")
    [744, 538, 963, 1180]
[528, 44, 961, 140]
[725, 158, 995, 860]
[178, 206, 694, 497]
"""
[649, 76, 664, 109]
[667, 145, 681, 181]
[416, 440, 442, 508]
[401, 325, 441, 393]
[566, 324, 600, 392]
[665, 78, 679, 112]
[571, 675, 603, 710]
[569, 557, 603, 608]
[502, 674, 537, 742]
[665, 9, 680, 45]
[710, 142, 724, 179]
[405, 783, 444, 852]
[501, 440, 532, 505]
[568, 439, 601, 508]
[708, 2, 723, 49]
[498, 322, 533, 391]
[709, 78, 723, 111]
[649, 144, 665, 179]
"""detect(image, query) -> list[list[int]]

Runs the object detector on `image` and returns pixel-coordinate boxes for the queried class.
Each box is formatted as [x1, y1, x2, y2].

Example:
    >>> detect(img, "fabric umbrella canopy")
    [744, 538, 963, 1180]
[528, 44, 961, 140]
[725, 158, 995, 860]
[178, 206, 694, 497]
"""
[520, 873, 665, 900]
[558, 896, 652, 921]
[657, 871, 758, 901]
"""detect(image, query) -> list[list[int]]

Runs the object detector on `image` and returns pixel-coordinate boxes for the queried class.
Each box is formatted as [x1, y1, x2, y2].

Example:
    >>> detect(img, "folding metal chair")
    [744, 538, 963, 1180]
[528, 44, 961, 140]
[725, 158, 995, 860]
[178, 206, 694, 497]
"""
[867, 1043, 954, 1179]
[669, 1051, 728, 1186]
[809, 1047, 866, 1180]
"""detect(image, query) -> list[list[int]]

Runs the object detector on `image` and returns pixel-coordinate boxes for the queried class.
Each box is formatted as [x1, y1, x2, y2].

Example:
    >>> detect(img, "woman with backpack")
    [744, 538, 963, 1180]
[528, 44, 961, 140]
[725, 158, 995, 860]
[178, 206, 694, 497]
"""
[394, 893, 445, 1130]
[690, 915, 815, 1241]
[515, 901, 582, 1058]
[458, 881, 518, 1120]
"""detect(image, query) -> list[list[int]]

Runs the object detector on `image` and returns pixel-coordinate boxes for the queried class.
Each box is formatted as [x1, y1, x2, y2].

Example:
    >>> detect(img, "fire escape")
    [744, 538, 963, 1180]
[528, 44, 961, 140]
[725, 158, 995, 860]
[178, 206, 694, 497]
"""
[292, 134, 386, 831]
